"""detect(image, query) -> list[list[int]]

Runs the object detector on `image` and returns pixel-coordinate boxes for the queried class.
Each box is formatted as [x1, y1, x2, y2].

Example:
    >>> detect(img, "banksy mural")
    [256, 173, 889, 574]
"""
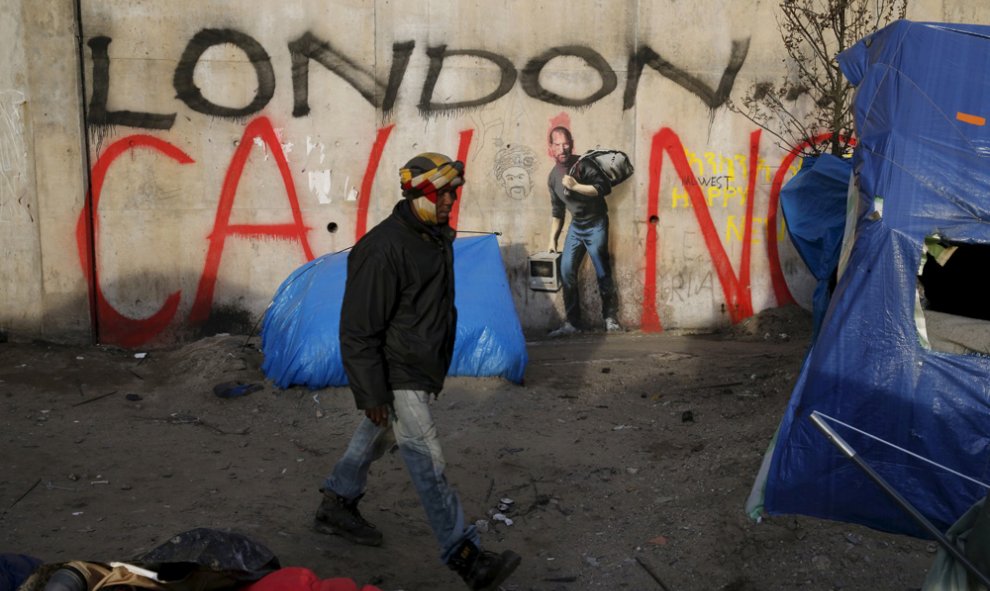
[544, 122, 625, 336]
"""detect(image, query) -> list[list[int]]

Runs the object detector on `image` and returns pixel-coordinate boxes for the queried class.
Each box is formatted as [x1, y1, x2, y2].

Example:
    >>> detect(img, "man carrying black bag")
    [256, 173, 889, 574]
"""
[545, 126, 623, 337]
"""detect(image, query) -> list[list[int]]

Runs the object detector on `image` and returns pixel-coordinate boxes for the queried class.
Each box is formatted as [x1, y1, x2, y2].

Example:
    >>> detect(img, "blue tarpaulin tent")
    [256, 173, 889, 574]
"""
[779, 154, 852, 338]
[758, 20, 990, 538]
[260, 233, 527, 389]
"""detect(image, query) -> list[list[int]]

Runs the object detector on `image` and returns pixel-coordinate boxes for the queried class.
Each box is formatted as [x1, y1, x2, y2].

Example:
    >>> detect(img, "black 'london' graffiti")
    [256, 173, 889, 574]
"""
[86, 28, 751, 130]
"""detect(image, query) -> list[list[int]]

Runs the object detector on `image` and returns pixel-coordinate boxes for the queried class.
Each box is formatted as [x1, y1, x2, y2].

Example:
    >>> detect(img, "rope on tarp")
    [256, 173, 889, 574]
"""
[815, 411, 990, 490]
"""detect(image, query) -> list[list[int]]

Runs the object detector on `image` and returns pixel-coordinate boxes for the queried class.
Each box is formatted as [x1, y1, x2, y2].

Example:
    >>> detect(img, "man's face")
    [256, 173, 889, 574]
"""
[435, 187, 457, 225]
[500, 166, 532, 200]
[550, 131, 573, 164]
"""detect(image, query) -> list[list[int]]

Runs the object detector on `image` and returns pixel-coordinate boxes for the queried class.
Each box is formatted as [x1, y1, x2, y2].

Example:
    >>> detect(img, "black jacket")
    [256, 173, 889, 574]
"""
[549, 155, 612, 222]
[339, 200, 457, 409]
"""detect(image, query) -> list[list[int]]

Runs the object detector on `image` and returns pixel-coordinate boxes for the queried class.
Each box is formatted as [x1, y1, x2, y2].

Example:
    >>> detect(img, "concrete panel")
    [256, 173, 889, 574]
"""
[21, 0, 91, 341]
[0, 0, 43, 338]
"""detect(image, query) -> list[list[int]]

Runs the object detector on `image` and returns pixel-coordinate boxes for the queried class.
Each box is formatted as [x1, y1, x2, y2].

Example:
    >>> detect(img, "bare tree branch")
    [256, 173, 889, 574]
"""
[729, 0, 906, 157]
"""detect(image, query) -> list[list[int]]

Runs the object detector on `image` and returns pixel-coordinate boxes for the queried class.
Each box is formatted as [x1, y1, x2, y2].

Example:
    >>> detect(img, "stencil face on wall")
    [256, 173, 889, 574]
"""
[493, 144, 537, 201]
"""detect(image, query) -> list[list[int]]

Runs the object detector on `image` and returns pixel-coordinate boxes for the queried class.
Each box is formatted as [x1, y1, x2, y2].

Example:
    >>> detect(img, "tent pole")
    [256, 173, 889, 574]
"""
[810, 410, 990, 588]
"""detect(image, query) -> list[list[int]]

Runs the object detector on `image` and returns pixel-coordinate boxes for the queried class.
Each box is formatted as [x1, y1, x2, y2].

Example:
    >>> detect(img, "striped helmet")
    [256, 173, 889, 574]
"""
[399, 152, 465, 202]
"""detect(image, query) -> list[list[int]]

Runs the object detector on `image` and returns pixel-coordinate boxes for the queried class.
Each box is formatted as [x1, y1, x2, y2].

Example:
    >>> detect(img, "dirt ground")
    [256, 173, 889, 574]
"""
[0, 306, 937, 591]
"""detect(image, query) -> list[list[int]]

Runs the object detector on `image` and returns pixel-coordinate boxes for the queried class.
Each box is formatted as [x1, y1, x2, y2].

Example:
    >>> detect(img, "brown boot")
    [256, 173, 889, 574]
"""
[447, 540, 521, 590]
[313, 491, 383, 546]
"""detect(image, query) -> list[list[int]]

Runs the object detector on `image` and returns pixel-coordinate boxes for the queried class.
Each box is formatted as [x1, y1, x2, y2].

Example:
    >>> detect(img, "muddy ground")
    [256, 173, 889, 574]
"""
[0, 306, 937, 590]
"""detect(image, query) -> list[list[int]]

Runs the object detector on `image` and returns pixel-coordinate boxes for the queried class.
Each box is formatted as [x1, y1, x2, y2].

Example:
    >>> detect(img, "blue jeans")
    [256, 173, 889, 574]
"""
[561, 215, 618, 325]
[323, 389, 478, 563]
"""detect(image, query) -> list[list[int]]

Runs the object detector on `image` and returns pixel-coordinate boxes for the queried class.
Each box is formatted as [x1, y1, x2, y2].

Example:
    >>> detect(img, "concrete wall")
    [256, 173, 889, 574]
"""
[2, 0, 988, 345]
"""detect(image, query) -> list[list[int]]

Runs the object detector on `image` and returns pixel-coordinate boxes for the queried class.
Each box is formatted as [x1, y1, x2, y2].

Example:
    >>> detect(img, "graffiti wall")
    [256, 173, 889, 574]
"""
[4, 0, 983, 345]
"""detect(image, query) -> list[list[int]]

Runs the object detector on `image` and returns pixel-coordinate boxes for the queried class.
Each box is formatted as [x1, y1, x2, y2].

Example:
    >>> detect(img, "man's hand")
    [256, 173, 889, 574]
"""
[365, 405, 390, 427]
[547, 238, 557, 253]
[561, 175, 600, 197]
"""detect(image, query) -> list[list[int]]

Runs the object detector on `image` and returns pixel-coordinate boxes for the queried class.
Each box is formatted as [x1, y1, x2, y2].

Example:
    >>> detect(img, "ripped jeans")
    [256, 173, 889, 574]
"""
[323, 389, 478, 563]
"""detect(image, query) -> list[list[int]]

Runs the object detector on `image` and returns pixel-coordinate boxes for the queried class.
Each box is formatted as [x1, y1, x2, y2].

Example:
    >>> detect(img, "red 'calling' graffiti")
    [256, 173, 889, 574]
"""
[78, 118, 830, 346]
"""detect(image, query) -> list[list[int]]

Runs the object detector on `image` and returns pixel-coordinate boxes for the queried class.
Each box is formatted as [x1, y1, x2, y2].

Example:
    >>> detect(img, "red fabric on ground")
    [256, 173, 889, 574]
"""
[244, 567, 383, 591]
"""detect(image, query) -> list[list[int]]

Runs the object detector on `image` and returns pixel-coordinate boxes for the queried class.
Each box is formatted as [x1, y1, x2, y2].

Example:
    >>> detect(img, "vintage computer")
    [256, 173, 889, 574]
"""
[528, 251, 562, 291]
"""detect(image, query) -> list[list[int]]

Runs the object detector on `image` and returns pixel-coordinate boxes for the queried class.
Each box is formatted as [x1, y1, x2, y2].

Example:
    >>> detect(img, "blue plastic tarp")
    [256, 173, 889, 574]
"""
[779, 154, 851, 338]
[763, 20, 990, 538]
[260, 233, 528, 389]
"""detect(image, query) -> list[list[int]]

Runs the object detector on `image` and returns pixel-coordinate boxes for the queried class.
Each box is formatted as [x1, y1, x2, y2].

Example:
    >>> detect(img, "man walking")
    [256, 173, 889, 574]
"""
[546, 126, 622, 336]
[313, 152, 520, 590]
